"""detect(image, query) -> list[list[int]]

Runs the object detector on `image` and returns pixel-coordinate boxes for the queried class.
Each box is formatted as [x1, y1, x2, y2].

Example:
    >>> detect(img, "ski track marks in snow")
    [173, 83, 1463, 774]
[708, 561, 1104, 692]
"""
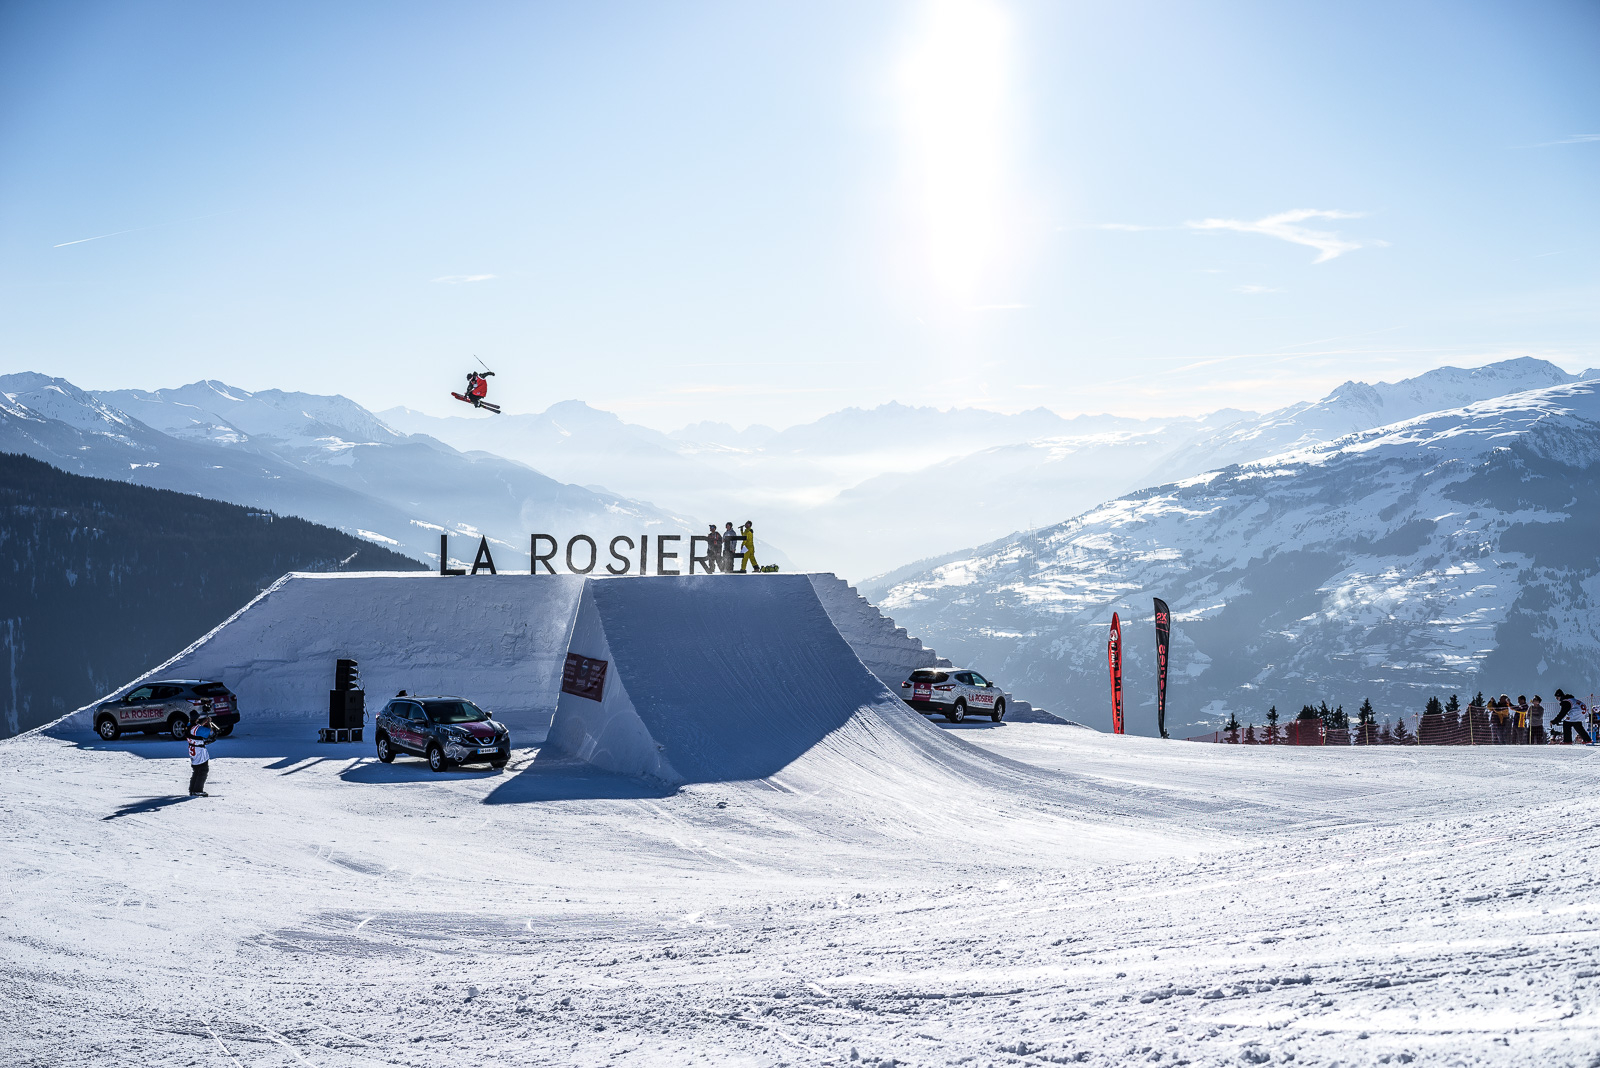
[1, 723, 1598, 1067]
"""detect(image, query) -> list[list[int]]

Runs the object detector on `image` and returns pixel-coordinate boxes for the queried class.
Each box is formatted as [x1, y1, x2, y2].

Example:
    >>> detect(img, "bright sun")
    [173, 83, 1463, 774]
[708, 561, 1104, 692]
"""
[895, 0, 1017, 306]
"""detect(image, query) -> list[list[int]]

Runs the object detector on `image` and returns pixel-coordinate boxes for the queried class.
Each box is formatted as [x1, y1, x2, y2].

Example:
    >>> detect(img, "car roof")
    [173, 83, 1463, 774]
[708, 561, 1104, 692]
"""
[388, 694, 471, 701]
[139, 680, 223, 687]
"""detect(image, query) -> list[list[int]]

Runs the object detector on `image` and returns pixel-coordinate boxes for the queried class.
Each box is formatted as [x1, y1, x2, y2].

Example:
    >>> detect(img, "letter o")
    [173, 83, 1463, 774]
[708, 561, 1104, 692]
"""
[566, 535, 597, 574]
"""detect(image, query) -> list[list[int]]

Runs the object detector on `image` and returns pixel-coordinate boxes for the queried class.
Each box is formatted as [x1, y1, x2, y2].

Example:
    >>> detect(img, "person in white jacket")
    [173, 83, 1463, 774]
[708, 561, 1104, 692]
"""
[186, 708, 217, 796]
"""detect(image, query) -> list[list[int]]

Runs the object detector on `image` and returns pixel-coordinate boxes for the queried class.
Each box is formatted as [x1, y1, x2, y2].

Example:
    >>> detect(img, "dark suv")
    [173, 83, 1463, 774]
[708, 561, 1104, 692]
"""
[374, 696, 510, 772]
[94, 680, 241, 741]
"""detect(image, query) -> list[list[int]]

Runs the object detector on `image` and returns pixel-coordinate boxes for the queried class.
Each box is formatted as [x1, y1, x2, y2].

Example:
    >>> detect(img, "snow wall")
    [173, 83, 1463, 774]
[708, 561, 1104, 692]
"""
[62, 572, 586, 736]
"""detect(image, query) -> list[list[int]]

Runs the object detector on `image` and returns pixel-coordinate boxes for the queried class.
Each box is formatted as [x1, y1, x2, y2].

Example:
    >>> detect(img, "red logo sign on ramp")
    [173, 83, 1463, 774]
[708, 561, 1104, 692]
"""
[561, 653, 608, 702]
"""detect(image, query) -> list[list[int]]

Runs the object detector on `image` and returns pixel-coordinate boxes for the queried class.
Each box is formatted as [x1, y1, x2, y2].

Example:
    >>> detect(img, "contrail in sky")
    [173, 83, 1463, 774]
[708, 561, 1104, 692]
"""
[53, 209, 238, 248]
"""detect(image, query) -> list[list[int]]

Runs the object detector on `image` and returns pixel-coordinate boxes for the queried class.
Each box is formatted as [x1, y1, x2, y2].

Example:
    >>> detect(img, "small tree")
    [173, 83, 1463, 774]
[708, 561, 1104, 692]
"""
[1265, 705, 1280, 744]
[1244, 723, 1258, 744]
[1358, 698, 1375, 726]
[1426, 696, 1444, 717]
[1225, 710, 1242, 743]
[1379, 721, 1394, 744]
[1473, 691, 1486, 709]
[1334, 704, 1349, 729]
[1393, 716, 1412, 743]
[1445, 694, 1459, 715]
[1298, 703, 1319, 721]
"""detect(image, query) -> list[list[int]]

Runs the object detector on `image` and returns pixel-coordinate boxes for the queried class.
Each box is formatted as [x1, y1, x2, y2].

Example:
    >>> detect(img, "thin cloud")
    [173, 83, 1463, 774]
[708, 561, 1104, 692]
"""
[1535, 133, 1600, 146]
[53, 208, 238, 248]
[1185, 208, 1376, 263]
[432, 274, 497, 284]
[1235, 284, 1282, 295]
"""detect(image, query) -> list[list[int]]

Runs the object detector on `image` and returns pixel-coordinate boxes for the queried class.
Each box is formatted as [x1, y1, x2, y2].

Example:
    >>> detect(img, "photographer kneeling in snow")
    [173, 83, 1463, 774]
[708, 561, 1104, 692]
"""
[186, 704, 217, 796]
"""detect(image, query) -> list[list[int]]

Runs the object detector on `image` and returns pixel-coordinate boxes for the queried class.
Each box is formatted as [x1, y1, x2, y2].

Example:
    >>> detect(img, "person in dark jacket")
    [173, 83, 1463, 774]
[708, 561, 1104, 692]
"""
[721, 522, 738, 572]
[1553, 690, 1592, 744]
[706, 524, 723, 573]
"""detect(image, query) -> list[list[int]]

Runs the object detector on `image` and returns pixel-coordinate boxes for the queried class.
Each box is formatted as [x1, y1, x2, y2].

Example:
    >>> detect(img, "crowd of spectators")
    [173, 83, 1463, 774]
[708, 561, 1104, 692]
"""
[1209, 689, 1599, 746]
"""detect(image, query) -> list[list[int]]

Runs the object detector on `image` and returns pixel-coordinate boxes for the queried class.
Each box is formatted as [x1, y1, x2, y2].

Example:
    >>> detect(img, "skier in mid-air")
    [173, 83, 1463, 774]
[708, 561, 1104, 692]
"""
[451, 364, 500, 413]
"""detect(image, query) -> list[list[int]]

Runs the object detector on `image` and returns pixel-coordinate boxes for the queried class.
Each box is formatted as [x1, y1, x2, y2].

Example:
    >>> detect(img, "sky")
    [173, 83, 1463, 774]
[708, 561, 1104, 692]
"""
[1, 0, 1596, 430]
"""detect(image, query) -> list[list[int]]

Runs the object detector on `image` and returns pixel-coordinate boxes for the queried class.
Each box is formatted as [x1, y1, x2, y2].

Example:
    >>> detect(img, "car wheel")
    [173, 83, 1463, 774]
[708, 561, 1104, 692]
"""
[427, 744, 448, 772]
[96, 716, 121, 741]
[490, 757, 508, 769]
[946, 700, 966, 723]
[376, 734, 395, 763]
[991, 699, 1006, 723]
[168, 714, 190, 741]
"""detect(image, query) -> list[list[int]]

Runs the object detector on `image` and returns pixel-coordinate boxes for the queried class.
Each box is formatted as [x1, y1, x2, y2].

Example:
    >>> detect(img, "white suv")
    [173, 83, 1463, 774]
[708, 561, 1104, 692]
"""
[900, 668, 1007, 723]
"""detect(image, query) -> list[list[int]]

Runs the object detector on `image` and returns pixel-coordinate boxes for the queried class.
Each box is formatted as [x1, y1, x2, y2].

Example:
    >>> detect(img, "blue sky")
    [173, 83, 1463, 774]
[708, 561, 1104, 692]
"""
[2, 0, 1596, 428]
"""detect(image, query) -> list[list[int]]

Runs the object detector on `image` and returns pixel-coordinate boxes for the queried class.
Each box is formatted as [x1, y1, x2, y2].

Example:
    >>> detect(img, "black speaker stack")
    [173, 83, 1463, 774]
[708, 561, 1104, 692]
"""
[322, 658, 365, 741]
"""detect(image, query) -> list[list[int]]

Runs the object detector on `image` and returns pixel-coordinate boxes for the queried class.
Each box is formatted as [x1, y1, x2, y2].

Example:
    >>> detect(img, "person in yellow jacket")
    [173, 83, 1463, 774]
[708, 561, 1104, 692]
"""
[737, 520, 759, 573]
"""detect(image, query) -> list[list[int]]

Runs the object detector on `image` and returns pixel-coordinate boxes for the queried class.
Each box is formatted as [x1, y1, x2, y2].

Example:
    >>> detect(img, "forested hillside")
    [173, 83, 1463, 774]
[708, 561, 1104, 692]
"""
[0, 453, 425, 736]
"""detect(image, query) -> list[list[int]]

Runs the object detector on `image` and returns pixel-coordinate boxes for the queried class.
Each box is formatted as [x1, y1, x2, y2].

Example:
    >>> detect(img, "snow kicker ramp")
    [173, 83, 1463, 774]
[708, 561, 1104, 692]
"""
[546, 574, 1040, 790]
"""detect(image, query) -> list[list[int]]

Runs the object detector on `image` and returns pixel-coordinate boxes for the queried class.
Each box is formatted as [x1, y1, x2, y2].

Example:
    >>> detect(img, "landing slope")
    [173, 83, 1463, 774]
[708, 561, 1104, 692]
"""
[544, 576, 1095, 831]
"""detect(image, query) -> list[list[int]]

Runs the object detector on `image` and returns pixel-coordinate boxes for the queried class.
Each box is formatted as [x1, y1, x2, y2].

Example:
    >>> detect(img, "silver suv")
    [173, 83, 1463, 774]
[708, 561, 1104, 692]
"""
[94, 680, 240, 741]
[900, 668, 1007, 723]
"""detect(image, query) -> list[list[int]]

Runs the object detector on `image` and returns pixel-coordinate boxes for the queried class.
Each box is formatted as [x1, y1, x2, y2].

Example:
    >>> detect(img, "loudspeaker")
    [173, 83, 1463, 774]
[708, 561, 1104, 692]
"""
[334, 658, 361, 692]
[328, 689, 365, 729]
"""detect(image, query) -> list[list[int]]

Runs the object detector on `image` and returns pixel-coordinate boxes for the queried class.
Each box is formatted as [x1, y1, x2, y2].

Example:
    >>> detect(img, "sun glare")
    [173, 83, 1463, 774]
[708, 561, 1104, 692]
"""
[895, 0, 1017, 306]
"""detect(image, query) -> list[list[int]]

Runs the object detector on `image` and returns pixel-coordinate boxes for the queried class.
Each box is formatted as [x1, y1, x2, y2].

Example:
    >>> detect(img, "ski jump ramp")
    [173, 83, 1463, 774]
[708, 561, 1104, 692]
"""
[64, 571, 1040, 790]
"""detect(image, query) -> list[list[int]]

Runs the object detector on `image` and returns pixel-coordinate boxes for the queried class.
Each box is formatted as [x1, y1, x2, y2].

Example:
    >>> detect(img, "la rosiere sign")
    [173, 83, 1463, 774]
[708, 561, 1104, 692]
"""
[435, 532, 743, 576]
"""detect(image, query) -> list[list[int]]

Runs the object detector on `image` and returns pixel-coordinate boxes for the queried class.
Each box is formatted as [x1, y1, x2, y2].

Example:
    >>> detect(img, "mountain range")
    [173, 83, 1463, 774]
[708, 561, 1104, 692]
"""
[863, 379, 1600, 735]
[388, 358, 1598, 577]
[0, 375, 700, 569]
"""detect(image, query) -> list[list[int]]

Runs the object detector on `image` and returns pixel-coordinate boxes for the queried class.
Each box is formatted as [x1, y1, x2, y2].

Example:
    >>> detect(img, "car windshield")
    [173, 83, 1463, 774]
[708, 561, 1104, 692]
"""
[423, 700, 488, 724]
[910, 670, 948, 683]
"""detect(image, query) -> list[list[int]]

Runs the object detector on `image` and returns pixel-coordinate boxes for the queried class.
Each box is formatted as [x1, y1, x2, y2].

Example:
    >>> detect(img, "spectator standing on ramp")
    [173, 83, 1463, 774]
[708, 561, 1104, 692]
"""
[721, 522, 738, 572]
[738, 520, 760, 573]
[706, 524, 723, 573]
[186, 703, 217, 796]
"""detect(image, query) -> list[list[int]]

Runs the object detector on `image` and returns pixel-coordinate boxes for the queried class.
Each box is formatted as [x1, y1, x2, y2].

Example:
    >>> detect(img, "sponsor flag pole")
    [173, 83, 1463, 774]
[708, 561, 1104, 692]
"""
[1108, 612, 1124, 734]
[1153, 598, 1171, 739]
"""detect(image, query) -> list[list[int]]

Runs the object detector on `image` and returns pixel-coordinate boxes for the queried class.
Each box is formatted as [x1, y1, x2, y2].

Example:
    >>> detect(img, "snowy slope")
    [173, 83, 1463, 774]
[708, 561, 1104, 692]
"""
[5, 702, 1597, 1065]
[0, 375, 699, 567]
[869, 381, 1600, 735]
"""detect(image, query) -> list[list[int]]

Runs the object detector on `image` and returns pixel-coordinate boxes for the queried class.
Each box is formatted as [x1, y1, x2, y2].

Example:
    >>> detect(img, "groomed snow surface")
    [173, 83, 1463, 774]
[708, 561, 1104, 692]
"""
[4, 575, 1599, 1066]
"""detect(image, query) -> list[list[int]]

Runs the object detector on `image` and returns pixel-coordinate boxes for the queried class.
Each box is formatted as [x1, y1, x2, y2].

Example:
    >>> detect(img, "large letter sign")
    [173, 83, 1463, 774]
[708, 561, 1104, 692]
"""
[431, 530, 764, 576]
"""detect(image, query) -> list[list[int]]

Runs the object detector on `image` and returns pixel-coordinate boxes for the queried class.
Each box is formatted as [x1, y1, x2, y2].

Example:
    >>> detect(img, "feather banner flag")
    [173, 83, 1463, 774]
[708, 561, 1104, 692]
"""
[1153, 598, 1171, 739]
[1108, 612, 1124, 734]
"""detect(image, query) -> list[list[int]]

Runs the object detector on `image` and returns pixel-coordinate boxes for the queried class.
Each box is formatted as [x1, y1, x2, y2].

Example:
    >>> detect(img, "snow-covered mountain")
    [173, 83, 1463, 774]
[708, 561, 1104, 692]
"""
[381, 360, 1595, 579]
[0, 375, 700, 567]
[864, 380, 1600, 736]
[387, 400, 1202, 575]
[1159, 356, 1598, 477]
